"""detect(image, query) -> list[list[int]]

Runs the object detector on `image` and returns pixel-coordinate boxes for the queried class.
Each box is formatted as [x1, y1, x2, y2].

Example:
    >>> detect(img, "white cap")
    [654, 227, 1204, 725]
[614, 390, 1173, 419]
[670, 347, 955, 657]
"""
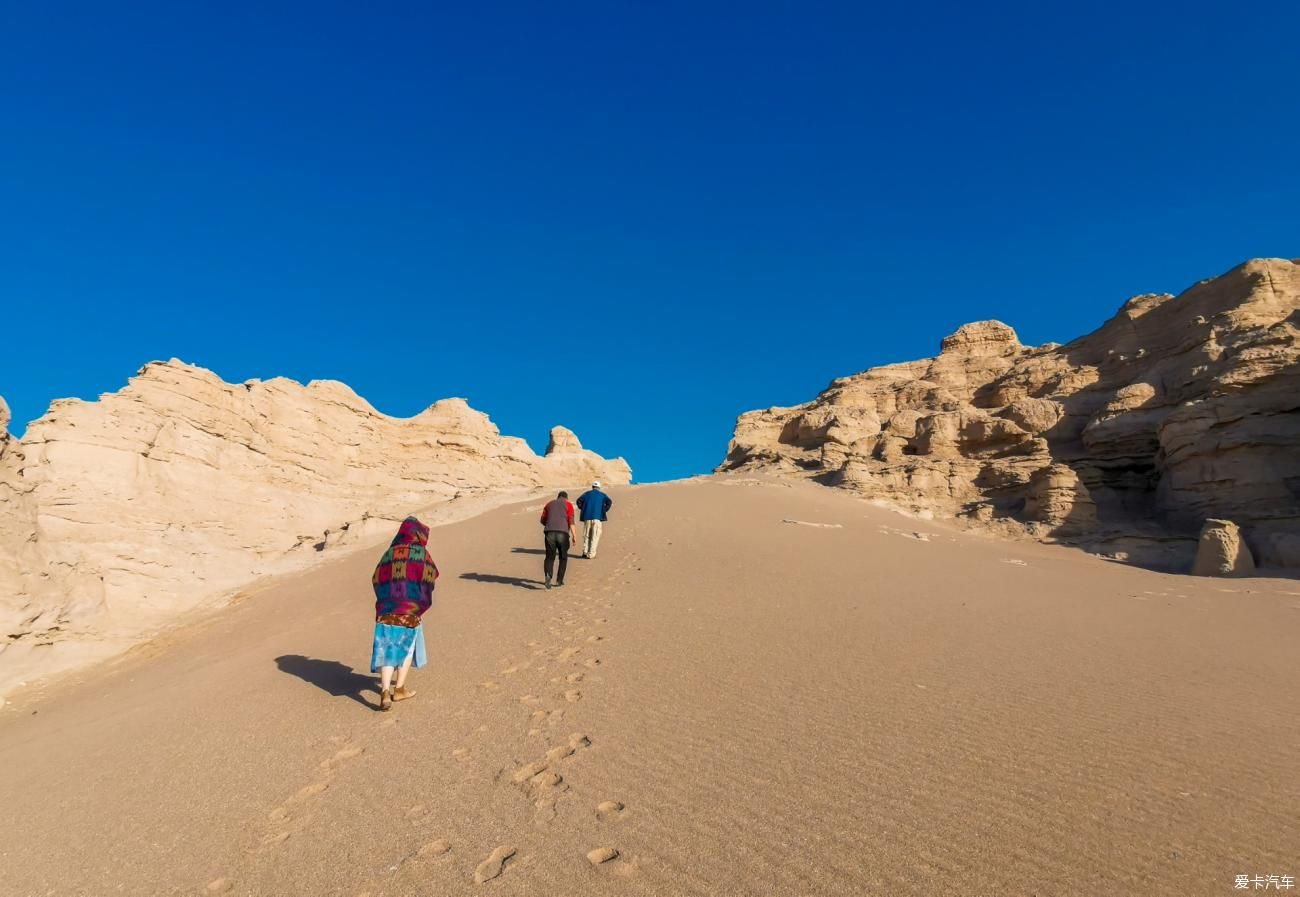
[592, 480, 601, 488]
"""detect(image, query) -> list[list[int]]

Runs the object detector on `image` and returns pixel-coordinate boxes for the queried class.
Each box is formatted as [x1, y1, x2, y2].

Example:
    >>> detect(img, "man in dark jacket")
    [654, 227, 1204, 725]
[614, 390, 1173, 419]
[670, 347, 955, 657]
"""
[575, 480, 613, 559]
[539, 490, 577, 589]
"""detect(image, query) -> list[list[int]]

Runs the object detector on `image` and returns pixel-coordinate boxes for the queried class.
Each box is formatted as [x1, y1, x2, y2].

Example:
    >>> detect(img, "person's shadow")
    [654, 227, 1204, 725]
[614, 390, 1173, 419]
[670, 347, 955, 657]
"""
[275, 655, 377, 709]
[459, 572, 543, 590]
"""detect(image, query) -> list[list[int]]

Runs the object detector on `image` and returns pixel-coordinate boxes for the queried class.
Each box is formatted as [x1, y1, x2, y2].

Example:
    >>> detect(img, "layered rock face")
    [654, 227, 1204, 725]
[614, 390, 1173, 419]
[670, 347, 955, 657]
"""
[722, 258, 1300, 571]
[0, 361, 631, 694]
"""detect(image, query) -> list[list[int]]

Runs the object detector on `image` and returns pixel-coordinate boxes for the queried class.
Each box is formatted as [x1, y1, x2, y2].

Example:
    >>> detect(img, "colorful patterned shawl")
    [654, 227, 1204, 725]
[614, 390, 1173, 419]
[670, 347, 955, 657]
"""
[372, 517, 439, 621]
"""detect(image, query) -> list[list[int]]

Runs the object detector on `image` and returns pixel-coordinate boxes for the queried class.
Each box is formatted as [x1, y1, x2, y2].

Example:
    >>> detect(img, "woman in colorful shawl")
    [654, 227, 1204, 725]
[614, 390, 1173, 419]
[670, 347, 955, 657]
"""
[371, 516, 439, 711]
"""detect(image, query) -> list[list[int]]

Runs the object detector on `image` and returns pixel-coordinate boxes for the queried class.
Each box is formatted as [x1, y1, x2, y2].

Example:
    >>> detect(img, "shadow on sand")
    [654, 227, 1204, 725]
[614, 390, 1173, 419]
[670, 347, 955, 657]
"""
[459, 572, 543, 590]
[275, 655, 377, 709]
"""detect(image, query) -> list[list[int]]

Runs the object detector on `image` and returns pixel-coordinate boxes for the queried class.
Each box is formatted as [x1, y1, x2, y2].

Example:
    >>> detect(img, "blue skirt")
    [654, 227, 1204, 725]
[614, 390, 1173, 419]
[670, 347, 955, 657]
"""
[370, 622, 427, 672]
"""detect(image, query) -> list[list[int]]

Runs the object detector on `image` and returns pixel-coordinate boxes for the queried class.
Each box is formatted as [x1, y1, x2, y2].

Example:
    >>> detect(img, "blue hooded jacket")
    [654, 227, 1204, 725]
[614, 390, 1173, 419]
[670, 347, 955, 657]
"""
[576, 489, 612, 522]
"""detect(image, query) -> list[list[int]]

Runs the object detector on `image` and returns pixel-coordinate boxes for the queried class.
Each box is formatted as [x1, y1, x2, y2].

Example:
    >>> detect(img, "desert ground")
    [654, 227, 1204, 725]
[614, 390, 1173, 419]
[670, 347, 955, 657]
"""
[2, 476, 1297, 896]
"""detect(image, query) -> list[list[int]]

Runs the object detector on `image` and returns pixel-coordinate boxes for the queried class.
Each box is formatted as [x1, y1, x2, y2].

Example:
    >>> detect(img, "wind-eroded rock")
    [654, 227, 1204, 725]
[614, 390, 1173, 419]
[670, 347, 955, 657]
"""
[721, 258, 1300, 571]
[0, 361, 631, 695]
[1192, 519, 1256, 577]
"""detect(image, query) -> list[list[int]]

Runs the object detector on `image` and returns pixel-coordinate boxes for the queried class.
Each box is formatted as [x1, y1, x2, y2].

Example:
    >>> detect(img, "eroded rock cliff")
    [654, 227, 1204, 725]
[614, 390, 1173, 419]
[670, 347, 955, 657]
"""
[0, 361, 631, 695]
[722, 258, 1300, 571]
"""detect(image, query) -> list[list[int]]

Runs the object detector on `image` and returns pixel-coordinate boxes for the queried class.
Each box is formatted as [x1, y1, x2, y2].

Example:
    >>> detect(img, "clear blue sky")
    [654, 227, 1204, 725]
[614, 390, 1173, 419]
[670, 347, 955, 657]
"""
[2, 2, 1297, 482]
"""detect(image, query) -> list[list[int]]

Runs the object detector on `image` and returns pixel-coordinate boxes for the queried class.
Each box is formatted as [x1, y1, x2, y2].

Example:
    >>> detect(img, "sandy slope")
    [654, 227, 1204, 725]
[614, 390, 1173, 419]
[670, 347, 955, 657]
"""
[2, 477, 1298, 896]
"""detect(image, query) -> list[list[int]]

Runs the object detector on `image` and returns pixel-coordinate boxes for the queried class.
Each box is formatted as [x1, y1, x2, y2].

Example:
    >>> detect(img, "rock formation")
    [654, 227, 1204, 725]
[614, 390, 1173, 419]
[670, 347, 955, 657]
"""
[721, 258, 1300, 572]
[1192, 519, 1256, 577]
[0, 361, 631, 695]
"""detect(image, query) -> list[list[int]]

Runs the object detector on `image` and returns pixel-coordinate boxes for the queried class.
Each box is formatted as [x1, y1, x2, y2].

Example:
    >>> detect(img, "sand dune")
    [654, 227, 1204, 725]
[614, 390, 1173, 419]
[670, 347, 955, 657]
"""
[2, 476, 1298, 896]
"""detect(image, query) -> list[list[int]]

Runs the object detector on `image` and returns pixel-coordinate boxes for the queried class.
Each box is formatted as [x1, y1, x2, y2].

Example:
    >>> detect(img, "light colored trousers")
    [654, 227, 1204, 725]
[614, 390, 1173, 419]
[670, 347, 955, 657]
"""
[583, 520, 603, 558]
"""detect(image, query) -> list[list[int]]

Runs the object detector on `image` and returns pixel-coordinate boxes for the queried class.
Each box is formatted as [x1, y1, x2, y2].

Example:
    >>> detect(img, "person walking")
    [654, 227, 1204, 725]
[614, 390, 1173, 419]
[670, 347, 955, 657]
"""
[540, 490, 577, 589]
[575, 480, 613, 559]
[371, 516, 439, 711]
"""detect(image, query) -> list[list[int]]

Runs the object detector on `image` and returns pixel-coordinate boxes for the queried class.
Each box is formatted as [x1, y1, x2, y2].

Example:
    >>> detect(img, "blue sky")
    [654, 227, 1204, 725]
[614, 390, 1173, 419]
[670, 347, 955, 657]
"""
[2, 2, 1297, 481]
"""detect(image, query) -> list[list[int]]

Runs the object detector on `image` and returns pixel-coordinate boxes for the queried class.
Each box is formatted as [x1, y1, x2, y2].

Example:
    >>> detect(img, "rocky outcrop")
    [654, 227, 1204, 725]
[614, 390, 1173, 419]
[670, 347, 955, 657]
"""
[0, 361, 631, 695]
[543, 425, 632, 486]
[1192, 519, 1256, 577]
[721, 258, 1300, 571]
[546, 425, 584, 454]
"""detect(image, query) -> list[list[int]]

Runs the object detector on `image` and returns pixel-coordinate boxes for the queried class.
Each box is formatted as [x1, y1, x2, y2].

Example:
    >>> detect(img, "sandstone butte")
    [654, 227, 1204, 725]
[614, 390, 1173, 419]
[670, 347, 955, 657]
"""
[721, 258, 1300, 574]
[0, 361, 630, 697]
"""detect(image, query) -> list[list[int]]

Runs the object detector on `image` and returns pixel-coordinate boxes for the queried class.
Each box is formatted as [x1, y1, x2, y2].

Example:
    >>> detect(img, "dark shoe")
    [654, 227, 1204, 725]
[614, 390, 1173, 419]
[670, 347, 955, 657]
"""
[555, 581, 565, 588]
[544, 576, 552, 590]
[380, 688, 393, 712]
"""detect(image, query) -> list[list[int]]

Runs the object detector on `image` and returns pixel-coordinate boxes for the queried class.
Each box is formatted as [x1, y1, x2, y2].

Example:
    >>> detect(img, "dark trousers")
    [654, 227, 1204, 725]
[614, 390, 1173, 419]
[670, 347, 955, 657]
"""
[544, 530, 570, 583]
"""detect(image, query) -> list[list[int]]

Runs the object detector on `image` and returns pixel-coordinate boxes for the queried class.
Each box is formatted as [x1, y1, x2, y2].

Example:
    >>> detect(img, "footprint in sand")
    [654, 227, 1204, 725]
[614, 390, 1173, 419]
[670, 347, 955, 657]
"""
[587, 847, 619, 865]
[510, 737, 590, 786]
[565, 672, 584, 683]
[260, 831, 291, 848]
[206, 878, 234, 893]
[528, 767, 570, 825]
[480, 680, 500, 691]
[564, 690, 583, 703]
[512, 760, 550, 784]
[519, 694, 543, 706]
[474, 846, 516, 884]
[417, 839, 451, 859]
[596, 800, 626, 821]
[289, 781, 329, 803]
[320, 744, 365, 770]
[546, 744, 576, 764]
[268, 807, 290, 823]
[583, 658, 602, 669]
[534, 798, 558, 825]
[405, 804, 427, 820]
[531, 771, 564, 789]
[452, 748, 470, 762]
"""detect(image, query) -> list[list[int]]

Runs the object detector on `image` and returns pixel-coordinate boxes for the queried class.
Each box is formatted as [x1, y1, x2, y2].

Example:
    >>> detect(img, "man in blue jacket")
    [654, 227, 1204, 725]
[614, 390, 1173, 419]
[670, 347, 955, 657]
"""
[575, 480, 613, 559]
